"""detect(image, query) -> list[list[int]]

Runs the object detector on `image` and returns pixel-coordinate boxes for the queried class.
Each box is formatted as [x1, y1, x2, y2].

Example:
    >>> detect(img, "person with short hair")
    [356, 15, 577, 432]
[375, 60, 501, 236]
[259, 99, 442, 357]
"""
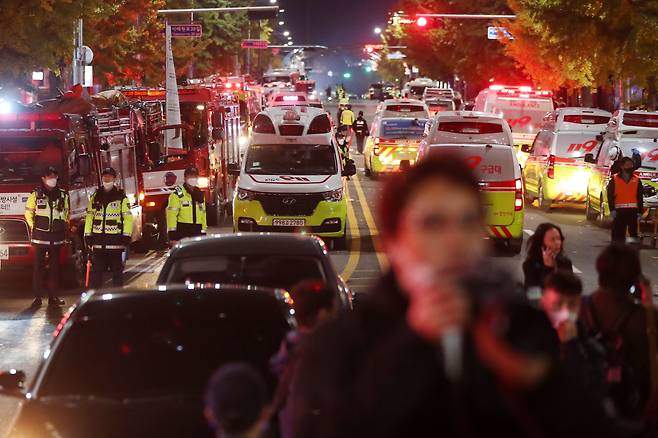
[25, 166, 69, 307]
[205, 363, 269, 438]
[607, 157, 644, 243]
[166, 166, 207, 245]
[85, 167, 133, 288]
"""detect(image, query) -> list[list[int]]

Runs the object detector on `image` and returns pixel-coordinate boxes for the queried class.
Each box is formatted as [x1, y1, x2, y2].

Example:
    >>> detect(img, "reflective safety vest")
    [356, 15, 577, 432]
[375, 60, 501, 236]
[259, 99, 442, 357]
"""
[166, 184, 207, 240]
[340, 109, 355, 126]
[84, 188, 133, 249]
[354, 118, 368, 136]
[25, 186, 69, 245]
[613, 174, 640, 209]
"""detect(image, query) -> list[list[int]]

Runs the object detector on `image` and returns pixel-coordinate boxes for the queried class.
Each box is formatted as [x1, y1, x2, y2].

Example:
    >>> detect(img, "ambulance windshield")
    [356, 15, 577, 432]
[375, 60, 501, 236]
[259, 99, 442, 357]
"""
[246, 143, 337, 175]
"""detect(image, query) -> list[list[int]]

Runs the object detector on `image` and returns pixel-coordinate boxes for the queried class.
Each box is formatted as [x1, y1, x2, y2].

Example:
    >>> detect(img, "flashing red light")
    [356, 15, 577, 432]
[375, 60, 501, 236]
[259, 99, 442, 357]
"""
[416, 17, 428, 27]
[366, 46, 374, 54]
[0, 112, 65, 122]
[489, 84, 504, 91]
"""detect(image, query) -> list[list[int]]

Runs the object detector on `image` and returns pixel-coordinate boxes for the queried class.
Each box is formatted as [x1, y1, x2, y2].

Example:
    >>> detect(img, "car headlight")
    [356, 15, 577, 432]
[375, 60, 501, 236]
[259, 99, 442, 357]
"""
[322, 189, 343, 202]
[236, 188, 256, 201]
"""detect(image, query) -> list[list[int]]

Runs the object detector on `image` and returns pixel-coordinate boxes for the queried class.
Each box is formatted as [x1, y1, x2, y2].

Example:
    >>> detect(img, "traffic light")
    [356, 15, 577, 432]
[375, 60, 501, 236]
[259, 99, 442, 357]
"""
[416, 16, 428, 27]
[343, 72, 352, 79]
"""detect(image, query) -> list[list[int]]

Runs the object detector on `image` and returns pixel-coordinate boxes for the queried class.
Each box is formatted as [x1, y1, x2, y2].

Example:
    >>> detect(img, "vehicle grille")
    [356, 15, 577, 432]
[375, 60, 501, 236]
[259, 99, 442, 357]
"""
[0, 219, 30, 243]
[254, 193, 323, 216]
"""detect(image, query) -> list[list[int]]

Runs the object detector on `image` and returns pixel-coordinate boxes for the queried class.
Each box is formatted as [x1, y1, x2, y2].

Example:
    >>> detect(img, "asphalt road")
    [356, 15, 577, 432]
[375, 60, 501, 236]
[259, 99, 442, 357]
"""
[0, 100, 657, 433]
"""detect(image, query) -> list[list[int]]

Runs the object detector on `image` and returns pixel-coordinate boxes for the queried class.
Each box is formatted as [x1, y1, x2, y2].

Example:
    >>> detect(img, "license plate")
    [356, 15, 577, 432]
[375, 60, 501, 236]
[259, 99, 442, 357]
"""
[0, 245, 8, 260]
[272, 219, 305, 227]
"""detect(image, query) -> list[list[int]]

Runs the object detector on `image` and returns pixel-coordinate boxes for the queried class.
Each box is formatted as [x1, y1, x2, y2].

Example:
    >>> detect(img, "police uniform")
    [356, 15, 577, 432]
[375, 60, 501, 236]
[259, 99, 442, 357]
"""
[25, 183, 69, 302]
[85, 185, 133, 288]
[607, 172, 644, 242]
[353, 116, 369, 154]
[166, 184, 207, 241]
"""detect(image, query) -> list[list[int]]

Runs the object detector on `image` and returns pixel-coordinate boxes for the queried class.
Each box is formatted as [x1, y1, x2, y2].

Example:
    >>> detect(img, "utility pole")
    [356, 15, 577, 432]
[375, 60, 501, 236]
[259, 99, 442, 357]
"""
[72, 18, 83, 86]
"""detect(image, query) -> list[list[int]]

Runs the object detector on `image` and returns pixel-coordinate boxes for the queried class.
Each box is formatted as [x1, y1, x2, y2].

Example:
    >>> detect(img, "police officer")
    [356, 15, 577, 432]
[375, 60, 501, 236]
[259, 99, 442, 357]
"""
[353, 110, 370, 154]
[25, 166, 69, 307]
[85, 167, 133, 288]
[166, 166, 207, 245]
[607, 156, 644, 243]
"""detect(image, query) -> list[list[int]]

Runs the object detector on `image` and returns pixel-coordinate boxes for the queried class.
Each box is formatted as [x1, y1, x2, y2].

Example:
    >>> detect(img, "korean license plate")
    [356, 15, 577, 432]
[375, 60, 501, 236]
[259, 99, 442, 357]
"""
[272, 219, 305, 227]
[0, 245, 8, 261]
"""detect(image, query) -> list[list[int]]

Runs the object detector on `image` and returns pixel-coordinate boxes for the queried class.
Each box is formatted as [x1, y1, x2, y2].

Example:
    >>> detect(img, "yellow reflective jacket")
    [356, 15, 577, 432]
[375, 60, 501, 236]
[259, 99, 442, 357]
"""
[25, 186, 69, 245]
[84, 187, 133, 248]
[340, 109, 355, 126]
[166, 184, 207, 240]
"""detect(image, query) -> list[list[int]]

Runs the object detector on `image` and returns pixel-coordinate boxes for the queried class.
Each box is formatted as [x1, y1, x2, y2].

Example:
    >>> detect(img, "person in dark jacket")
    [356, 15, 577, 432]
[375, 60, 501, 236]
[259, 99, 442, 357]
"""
[540, 271, 608, 404]
[607, 157, 644, 243]
[352, 111, 369, 154]
[582, 244, 658, 421]
[288, 154, 621, 438]
[523, 222, 573, 293]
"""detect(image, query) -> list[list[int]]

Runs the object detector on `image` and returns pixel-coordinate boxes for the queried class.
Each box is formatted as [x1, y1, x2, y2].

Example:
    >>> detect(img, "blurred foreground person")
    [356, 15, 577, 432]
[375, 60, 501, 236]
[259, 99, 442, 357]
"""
[582, 244, 658, 424]
[269, 281, 336, 438]
[288, 155, 620, 438]
[205, 363, 269, 438]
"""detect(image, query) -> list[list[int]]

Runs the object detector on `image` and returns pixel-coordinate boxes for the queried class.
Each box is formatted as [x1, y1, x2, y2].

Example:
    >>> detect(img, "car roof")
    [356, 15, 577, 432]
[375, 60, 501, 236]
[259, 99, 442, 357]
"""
[171, 233, 327, 258]
[432, 111, 504, 122]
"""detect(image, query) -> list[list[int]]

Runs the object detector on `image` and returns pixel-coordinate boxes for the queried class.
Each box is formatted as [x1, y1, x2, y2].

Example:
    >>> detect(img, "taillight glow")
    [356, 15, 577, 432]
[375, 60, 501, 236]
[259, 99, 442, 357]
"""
[515, 178, 523, 211]
[547, 154, 556, 179]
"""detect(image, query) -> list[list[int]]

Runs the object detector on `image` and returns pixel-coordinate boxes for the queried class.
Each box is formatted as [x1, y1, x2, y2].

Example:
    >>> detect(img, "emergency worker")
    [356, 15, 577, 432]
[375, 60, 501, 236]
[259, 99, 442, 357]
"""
[25, 166, 69, 307]
[607, 157, 644, 243]
[166, 166, 207, 245]
[340, 104, 355, 130]
[353, 110, 369, 154]
[85, 167, 133, 288]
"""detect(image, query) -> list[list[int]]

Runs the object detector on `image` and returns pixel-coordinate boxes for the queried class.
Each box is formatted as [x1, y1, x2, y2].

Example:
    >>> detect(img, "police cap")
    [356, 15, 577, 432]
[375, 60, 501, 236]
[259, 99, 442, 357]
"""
[41, 166, 58, 177]
[101, 167, 117, 177]
[184, 166, 199, 177]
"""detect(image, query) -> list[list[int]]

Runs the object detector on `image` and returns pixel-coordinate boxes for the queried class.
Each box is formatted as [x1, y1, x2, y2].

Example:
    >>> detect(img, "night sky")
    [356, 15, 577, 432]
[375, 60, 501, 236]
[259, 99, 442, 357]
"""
[277, 0, 400, 47]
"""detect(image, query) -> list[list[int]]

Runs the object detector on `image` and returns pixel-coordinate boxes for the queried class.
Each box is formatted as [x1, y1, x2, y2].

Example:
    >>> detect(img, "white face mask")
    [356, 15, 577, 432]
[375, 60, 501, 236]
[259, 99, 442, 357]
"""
[186, 178, 198, 187]
[44, 178, 57, 188]
[103, 181, 115, 191]
[548, 307, 576, 328]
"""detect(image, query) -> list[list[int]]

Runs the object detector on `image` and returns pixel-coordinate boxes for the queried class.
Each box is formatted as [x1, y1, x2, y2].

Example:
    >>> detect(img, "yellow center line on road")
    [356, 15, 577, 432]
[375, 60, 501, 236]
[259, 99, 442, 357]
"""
[340, 184, 361, 281]
[351, 174, 388, 272]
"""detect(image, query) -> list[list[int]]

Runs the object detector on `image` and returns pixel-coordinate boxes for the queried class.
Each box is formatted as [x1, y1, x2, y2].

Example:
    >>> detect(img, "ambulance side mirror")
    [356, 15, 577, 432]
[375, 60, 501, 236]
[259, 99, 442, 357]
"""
[76, 154, 92, 177]
[584, 153, 596, 164]
[520, 144, 533, 153]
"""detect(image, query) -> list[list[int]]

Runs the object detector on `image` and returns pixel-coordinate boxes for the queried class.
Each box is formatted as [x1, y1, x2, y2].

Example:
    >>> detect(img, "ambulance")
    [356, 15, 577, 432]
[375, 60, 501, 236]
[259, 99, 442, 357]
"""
[473, 85, 555, 166]
[522, 108, 612, 210]
[417, 112, 524, 254]
[233, 106, 357, 249]
[585, 111, 658, 223]
[364, 116, 428, 178]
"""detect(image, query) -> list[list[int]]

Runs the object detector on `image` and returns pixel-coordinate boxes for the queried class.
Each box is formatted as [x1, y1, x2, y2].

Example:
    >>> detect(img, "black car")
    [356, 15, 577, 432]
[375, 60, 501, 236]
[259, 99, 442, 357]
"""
[157, 233, 354, 310]
[0, 285, 295, 438]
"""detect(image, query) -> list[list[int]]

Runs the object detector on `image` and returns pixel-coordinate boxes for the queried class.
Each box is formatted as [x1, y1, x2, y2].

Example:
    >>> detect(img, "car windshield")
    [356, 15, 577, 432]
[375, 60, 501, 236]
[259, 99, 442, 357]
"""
[0, 137, 65, 184]
[619, 139, 658, 170]
[164, 254, 327, 289]
[429, 146, 516, 182]
[554, 132, 600, 158]
[180, 102, 208, 148]
[246, 143, 337, 175]
[492, 98, 554, 135]
[380, 119, 428, 140]
[40, 293, 290, 398]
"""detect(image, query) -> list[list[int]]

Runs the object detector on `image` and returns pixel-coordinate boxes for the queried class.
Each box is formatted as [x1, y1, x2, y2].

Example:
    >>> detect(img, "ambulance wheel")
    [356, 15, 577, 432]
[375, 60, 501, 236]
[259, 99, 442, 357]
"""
[598, 195, 611, 228]
[331, 234, 347, 251]
[507, 238, 523, 255]
[538, 184, 552, 211]
[585, 195, 597, 221]
[364, 164, 371, 177]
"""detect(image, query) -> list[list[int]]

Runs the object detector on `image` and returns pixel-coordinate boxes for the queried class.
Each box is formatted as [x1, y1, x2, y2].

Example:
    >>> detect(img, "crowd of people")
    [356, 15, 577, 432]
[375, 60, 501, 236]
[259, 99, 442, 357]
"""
[201, 153, 658, 438]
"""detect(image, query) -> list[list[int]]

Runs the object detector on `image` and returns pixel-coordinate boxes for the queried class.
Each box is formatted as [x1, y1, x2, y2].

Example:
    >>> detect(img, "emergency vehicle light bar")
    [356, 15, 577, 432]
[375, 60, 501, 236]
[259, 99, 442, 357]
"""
[0, 112, 65, 122]
[489, 85, 553, 97]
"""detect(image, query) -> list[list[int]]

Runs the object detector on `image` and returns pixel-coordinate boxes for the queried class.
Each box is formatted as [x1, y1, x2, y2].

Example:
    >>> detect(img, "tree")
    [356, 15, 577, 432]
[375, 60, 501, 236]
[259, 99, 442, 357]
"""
[0, 0, 109, 86]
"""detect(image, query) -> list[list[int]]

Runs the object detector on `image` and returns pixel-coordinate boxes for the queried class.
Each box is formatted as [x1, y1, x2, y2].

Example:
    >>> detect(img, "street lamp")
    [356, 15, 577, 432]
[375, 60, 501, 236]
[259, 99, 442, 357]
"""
[374, 27, 382, 35]
[278, 21, 284, 25]
[269, 0, 277, 3]
[283, 30, 290, 37]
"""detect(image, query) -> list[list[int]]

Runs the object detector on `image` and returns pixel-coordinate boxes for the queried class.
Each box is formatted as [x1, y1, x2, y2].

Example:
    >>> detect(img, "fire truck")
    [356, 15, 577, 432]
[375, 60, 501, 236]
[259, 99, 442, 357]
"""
[122, 86, 241, 243]
[0, 94, 143, 286]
